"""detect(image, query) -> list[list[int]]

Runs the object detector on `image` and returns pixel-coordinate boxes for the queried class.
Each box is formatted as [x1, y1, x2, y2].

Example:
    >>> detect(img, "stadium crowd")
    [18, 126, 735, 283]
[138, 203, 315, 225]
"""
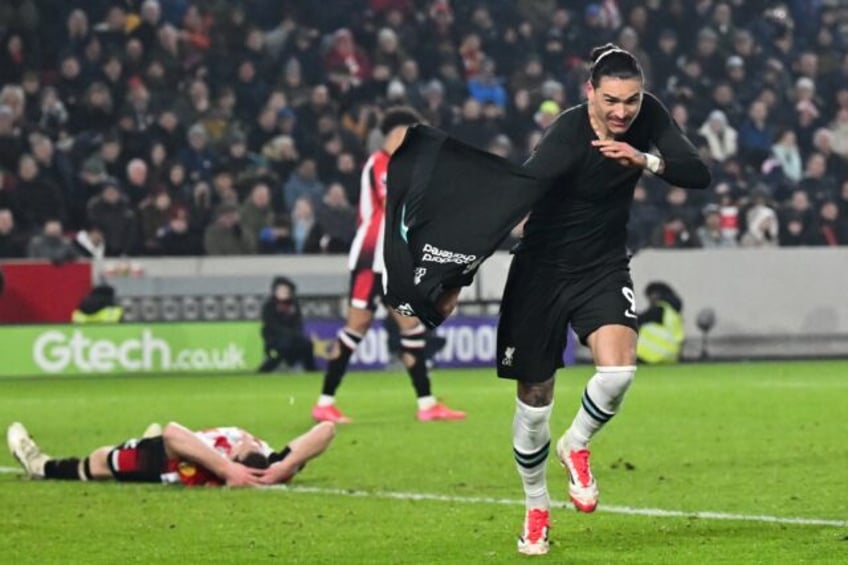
[0, 0, 847, 260]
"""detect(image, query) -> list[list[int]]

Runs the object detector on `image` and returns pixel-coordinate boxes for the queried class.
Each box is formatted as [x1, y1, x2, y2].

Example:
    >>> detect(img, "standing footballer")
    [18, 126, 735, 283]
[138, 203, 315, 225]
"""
[312, 107, 465, 424]
[503, 45, 711, 555]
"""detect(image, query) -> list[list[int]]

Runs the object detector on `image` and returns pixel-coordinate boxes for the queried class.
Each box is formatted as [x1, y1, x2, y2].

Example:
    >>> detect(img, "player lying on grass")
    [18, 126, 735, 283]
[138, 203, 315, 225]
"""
[7, 420, 334, 487]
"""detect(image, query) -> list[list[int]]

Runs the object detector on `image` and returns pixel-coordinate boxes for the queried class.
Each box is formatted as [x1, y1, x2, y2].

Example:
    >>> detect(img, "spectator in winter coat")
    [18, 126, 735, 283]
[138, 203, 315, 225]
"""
[86, 181, 137, 256]
[72, 224, 106, 259]
[740, 205, 780, 248]
[26, 219, 77, 263]
[698, 110, 738, 163]
[258, 276, 315, 373]
[203, 203, 256, 255]
[0, 208, 26, 258]
[696, 204, 738, 249]
[283, 159, 324, 211]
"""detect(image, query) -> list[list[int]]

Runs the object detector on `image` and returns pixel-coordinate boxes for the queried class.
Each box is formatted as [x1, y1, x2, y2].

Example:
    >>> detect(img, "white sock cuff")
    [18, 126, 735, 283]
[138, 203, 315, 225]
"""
[596, 365, 637, 373]
[516, 398, 554, 414]
[515, 398, 553, 428]
[400, 323, 426, 336]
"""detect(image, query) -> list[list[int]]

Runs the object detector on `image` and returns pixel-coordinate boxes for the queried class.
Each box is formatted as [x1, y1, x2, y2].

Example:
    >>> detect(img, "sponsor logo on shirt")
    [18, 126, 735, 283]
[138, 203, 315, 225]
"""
[421, 243, 478, 265]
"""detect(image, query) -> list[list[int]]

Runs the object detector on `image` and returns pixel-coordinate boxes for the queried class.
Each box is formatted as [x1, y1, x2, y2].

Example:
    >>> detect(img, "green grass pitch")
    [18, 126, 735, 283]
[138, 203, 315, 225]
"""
[1, 361, 847, 564]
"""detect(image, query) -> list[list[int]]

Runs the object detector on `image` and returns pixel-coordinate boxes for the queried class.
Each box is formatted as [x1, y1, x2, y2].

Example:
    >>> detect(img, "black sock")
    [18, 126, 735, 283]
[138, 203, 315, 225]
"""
[401, 325, 431, 398]
[258, 355, 282, 373]
[44, 458, 83, 480]
[321, 329, 362, 396]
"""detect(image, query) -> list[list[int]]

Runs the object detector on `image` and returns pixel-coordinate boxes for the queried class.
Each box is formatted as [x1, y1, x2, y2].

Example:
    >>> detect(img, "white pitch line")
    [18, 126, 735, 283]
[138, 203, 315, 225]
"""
[2, 466, 844, 528]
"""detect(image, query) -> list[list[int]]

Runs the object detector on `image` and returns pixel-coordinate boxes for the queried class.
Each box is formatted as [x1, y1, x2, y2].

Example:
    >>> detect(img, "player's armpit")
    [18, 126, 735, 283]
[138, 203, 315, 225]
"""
[522, 112, 583, 187]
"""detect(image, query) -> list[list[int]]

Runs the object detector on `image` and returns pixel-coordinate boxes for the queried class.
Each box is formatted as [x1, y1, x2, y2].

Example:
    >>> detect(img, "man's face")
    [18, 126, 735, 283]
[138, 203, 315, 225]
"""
[0, 210, 13, 233]
[103, 186, 120, 204]
[33, 138, 53, 162]
[251, 185, 270, 207]
[806, 155, 825, 178]
[299, 160, 316, 180]
[154, 193, 171, 210]
[229, 437, 263, 462]
[588, 77, 643, 135]
[706, 212, 721, 229]
[220, 211, 239, 227]
[89, 228, 104, 245]
[19, 157, 38, 181]
[274, 285, 292, 301]
[821, 202, 838, 221]
[44, 221, 62, 237]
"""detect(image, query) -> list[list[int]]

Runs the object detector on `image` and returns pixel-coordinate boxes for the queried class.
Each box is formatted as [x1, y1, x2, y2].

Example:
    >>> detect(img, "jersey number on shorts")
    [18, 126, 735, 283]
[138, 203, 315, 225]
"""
[621, 287, 637, 319]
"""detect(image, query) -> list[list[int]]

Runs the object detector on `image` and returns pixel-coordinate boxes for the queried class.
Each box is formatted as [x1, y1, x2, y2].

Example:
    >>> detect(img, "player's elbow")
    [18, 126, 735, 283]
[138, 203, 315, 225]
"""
[672, 160, 711, 189]
[311, 421, 336, 452]
[691, 163, 712, 189]
[316, 421, 336, 443]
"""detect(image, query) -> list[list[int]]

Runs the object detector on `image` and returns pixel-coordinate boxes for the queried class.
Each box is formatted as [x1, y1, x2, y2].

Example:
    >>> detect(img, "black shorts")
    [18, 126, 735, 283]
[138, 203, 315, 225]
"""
[348, 268, 383, 312]
[106, 436, 168, 483]
[497, 254, 638, 382]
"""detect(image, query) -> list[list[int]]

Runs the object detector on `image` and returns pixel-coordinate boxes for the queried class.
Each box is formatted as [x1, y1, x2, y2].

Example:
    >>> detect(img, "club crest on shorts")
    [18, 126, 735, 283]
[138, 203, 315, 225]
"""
[502, 346, 515, 366]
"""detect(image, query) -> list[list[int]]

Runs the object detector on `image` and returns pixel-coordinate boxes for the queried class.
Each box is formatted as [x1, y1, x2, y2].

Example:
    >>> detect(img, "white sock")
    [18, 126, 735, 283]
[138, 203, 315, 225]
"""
[417, 395, 437, 410]
[564, 365, 636, 450]
[513, 398, 553, 510]
[317, 394, 335, 407]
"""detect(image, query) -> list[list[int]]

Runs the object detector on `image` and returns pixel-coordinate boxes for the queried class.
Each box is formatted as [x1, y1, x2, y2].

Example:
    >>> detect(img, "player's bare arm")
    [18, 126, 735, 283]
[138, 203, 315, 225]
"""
[162, 422, 262, 487]
[260, 421, 336, 485]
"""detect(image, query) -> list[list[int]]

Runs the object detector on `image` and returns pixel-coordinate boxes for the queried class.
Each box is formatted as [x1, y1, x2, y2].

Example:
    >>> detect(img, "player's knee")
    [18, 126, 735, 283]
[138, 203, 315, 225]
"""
[517, 378, 555, 408]
[87, 447, 114, 479]
[516, 403, 552, 429]
[594, 365, 636, 408]
[400, 323, 426, 367]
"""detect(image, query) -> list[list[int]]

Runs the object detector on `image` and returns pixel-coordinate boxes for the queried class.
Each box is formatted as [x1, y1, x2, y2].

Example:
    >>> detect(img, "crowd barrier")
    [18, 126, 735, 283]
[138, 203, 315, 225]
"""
[3, 247, 848, 360]
[0, 317, 576, 378]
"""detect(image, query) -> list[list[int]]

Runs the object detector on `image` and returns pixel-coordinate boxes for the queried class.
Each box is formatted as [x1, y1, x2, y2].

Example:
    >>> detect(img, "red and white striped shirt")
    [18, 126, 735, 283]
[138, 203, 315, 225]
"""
[163, 426, 271, 486]
[348, 149, 390, 272]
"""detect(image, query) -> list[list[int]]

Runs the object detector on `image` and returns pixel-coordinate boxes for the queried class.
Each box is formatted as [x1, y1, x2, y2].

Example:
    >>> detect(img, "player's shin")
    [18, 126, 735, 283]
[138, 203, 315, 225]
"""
[564, 365, 636, 449]
[400, 323, 433, 408]
[318, 328, 363, 401]
[513, 398, 553, 509]
[43, 457, 93, 481]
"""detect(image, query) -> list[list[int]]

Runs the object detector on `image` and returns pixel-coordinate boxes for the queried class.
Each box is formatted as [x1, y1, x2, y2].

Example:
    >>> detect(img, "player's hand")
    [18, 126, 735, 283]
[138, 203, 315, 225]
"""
[592, 140, 647, 169]
[224, 462, 264, 487]
[258, 462, 294, 485]
[435, 287, 461, 318]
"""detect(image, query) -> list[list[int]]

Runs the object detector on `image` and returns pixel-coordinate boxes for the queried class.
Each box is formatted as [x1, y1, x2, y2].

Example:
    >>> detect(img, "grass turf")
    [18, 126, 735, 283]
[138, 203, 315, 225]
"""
[1, 361, 847, 563]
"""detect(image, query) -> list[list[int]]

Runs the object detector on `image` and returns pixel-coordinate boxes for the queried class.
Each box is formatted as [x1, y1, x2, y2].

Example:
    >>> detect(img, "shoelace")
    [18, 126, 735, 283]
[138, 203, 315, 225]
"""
[19, 437, 41, 461]
[524, 509, 549, 543]
[569, 449, 593, 487]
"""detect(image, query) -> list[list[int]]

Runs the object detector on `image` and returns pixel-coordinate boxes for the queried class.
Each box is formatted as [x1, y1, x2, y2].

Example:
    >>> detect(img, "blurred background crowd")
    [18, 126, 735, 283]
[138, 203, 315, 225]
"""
[0, 0, 847, 262]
